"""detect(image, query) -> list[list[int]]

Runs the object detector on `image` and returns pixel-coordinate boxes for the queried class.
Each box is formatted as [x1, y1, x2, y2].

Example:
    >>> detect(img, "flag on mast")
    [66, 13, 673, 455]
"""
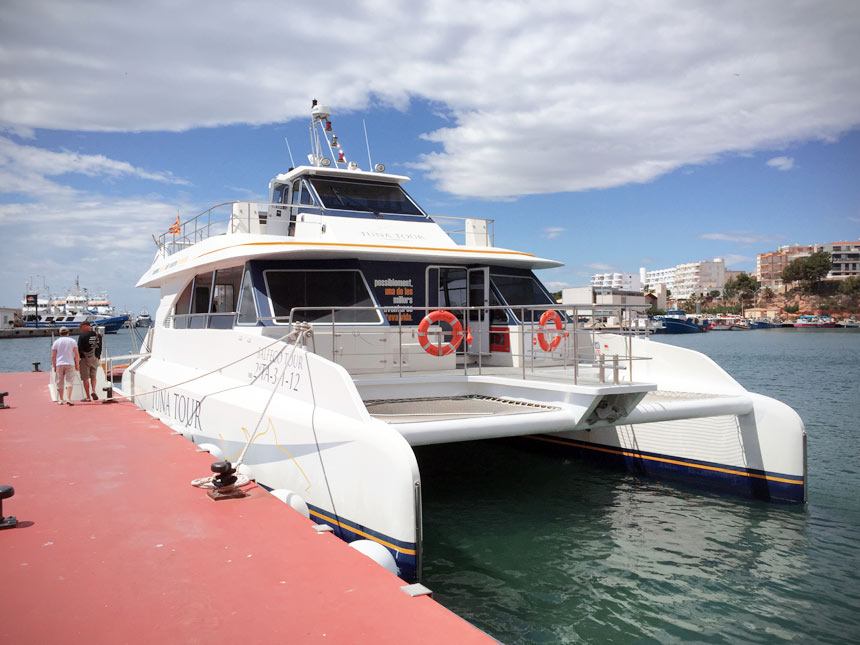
[168, 214, 181, 235]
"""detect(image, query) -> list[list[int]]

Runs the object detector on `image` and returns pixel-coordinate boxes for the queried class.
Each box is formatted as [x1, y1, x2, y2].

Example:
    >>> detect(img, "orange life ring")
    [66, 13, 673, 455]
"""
[417, 310, 464, 357]
[536, 310, 563, 352]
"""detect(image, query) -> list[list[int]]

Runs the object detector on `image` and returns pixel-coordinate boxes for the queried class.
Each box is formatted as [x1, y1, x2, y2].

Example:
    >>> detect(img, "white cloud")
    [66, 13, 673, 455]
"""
[587, 262, 614, 271]
[766, 156, 795, 171]
[0, 1, 858, 198]
[699, 232, 775, 244]
[542, 226, 565, 239]
[544, 280, 572, 292]
[0, 136, 189, 198]
[723, 254, 752, 267]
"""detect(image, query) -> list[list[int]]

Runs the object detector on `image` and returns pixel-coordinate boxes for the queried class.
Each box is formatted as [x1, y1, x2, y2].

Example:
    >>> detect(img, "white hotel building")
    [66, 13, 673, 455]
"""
[590, 272, 642, 291]
[641, 258, 728, 300]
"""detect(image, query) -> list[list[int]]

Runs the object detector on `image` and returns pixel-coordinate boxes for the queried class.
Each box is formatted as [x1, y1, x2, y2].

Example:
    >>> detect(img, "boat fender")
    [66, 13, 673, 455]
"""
[348, 539, 399, 576]
[196, 443, 224, 459]
[270, 488, 310, 519]
[417, 310, 464, 357]
[536, 310, 563, 352]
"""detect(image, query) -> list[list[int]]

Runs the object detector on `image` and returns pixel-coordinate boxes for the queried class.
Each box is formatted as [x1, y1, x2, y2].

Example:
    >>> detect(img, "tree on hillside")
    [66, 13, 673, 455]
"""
[839, 276, 860, 296]
[723, 273, 760, 310]
[782, 251, 832, 293]
[761, 286, 775, 302]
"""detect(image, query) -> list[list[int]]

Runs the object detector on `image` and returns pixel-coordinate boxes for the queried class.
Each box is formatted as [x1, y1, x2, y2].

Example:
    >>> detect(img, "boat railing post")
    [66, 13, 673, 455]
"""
[530, 308, 535, 375]
[462, 308, 468, 378]
[521, 307, 526, 381]
[478, 307, 483, 376]
[331, 309, 336, 364]
[573, 306, 579, 385]
[612, 354, 620, 384]
[628, 313, 634, 382]
[598, 353, 606, 383]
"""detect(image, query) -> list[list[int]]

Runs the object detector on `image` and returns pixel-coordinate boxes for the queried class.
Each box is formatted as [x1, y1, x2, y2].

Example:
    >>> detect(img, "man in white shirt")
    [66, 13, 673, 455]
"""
[51, 327, 79, 405]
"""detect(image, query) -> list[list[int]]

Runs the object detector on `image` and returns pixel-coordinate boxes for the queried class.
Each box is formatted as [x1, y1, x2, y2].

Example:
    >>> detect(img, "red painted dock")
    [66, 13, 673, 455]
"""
[0, 373, 490, 644]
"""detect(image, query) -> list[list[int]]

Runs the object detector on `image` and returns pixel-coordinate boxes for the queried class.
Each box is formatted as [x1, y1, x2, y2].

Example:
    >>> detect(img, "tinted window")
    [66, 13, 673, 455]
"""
[491, 274, 555, 322]
[266, 270, 380, 323]
[211, 267, 242, 313]
[192, 272, 213, 314]
[237, 269, 258, 324]
[309, 178, 423, 216]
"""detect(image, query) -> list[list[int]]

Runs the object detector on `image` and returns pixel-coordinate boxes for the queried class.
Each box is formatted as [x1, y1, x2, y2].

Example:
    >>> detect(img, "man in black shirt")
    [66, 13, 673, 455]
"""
[77, 320, 102, 401]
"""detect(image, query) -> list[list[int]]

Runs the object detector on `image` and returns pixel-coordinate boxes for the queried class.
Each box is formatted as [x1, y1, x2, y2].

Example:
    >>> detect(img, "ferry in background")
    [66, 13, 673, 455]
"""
[836, 318, 859, 328]
[21, 276, 129, 333]
[652, 309, 707, 334]
[116, 101, 806, 583]
[135, 310, 153, 327]
[794, 315, 837, 328]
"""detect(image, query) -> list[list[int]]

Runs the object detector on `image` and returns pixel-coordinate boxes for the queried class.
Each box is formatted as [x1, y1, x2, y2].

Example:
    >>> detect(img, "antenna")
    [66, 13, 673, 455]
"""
[284, 136, 296, 167]
[363, 119, 373, 170]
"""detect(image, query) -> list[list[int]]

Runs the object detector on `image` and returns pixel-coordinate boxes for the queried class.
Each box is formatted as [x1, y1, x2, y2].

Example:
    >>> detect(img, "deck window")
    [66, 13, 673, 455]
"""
[209, 266, 242, 329]
[265, 270, 381, 324]
[491, 274, 556, 322]
[309, 178, 423, 216]
[237, 268, 258, 324]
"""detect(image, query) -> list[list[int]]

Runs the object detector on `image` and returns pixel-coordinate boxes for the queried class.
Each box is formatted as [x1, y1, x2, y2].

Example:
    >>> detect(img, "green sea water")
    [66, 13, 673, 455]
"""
[417, 330, 860, 643]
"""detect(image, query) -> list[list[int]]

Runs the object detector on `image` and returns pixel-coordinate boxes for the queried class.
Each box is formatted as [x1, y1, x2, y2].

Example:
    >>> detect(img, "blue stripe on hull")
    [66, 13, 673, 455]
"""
[525, 435, 806, 504]
[306, 502, 418, 582]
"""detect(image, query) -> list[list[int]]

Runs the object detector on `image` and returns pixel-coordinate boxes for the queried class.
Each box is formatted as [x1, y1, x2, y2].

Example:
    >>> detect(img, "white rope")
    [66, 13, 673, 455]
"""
[233, 325, 311, 467]
[109, 326, 301, 404]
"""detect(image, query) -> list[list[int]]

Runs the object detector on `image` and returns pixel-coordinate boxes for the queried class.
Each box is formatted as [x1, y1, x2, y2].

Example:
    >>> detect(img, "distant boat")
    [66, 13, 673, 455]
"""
[135, 310, 152, 328]
[20, 276, 129, 333]
[794, 315, 837, 328]
[836, 318, 859, 328]
[652, 309, 706, 334]
[709, 315, 750, 331]
[749, 319, 780, 329]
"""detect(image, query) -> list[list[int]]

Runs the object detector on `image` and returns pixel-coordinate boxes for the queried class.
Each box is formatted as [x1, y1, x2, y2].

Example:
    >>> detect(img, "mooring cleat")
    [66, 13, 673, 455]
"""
[0, 485, 18, 529]
[206, 461, 247, 501]
[0, 391, 8, 409]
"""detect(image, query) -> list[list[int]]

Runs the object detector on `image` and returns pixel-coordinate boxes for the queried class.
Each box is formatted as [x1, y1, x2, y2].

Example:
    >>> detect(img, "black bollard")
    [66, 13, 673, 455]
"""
[207, 461, 246, 501]
[32, 362, 41, 372]
[0, 485, 17, 529]
[0, 392, 8, 409]
[101, 386, 116, 404]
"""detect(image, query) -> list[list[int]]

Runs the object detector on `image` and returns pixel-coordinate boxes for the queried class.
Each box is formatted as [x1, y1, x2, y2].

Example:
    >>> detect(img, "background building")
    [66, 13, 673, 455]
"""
[755, 240, 860, 288]
[642, 258, 727, 300]
[591, 272, 641, 291]
[1, 306, 20, 327]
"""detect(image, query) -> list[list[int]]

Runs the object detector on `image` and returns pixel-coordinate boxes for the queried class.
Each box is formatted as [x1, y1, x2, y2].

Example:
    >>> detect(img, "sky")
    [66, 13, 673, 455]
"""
[1, 0, 859, 311]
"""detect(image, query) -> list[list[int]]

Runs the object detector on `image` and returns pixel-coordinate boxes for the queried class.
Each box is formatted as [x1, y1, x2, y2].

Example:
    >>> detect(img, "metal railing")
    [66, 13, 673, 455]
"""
[155, 201, 496, 255]
[232, 303, 652, 385]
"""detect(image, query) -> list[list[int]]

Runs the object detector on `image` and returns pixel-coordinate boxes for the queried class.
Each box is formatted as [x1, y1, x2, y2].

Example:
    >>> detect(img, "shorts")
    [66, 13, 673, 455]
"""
[55, 364, 75, 390]
[80, 355, 99, 381]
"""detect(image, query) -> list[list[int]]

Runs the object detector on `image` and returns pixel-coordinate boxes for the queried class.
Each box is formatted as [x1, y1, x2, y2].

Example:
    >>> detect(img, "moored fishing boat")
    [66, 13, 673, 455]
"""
[116, 101, 807, 582]
[794, 314, 837, 328]
[652, 309, 706, 333]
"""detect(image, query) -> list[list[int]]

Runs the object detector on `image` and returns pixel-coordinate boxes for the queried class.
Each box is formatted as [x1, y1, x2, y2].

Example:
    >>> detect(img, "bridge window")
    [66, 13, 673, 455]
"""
[309, 177, 423, 216]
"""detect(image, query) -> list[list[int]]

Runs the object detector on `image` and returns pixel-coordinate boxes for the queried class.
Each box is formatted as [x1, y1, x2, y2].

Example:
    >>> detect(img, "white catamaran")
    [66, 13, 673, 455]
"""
[121, 101, 806, 582]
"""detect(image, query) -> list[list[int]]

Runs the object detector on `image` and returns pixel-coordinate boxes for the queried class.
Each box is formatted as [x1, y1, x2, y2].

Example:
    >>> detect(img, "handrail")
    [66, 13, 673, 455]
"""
[155, 200, 497, 255]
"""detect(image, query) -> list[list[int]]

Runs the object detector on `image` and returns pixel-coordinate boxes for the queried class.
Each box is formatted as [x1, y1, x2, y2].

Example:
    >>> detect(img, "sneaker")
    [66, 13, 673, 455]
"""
[81, 398, 89, 403]
[91, 392, 99, 401]
[65, 401, 74, 406]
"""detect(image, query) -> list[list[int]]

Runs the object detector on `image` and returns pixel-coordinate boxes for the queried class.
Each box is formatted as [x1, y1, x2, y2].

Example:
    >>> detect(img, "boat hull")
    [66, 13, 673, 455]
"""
[24, 314, 130, 333]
